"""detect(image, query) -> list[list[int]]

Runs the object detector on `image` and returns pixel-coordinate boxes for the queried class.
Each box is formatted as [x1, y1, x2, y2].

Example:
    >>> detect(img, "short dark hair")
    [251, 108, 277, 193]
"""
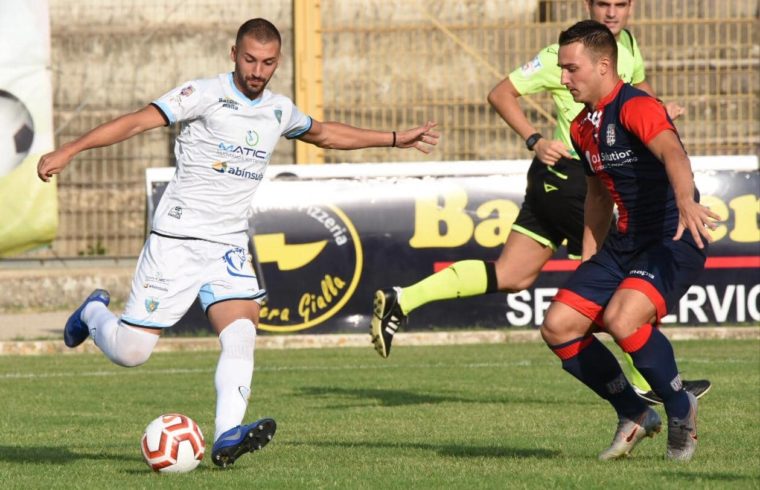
[586, 0, 632, 6]
[558, 20, 617, 65]
[236, 18, 281, 46]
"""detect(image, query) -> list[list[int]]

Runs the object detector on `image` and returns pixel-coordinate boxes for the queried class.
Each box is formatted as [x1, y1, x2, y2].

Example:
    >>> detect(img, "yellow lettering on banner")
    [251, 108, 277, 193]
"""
[701, 195, 729, 241]
[260, 305, 290, 322]
[298, 274, 346, 323]
[729, 195, 760, 242]
[702, 194, 760, 243]
[409, 188, 473, 247]
[473, 200, 520, 247]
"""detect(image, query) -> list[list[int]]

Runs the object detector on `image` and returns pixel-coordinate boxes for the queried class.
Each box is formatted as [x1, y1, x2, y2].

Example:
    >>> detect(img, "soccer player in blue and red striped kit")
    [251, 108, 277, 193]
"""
[540, 20, 719, 461]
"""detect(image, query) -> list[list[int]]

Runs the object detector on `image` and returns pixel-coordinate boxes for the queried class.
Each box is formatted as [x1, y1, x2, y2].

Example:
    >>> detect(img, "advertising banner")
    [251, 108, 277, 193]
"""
[0, 0, 57, 256]
[147, 158, 759, 334]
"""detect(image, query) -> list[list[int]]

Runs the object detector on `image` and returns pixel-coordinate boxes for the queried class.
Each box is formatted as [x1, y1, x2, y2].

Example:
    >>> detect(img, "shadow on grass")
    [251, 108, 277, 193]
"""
[287, 439, 558, 459]
[296, 385, 570, 408]
[657, 470, 756, 484]
[0, 445, 142, 465]
[298, 386, 471, 406]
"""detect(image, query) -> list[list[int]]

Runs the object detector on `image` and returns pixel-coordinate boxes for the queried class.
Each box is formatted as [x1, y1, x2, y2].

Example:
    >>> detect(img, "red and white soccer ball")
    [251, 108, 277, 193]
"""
[141, 413, 205, 473]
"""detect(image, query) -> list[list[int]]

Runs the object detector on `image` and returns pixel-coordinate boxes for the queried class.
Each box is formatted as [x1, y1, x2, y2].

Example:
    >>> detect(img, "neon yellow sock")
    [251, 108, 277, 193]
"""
[623, 352, 652, 391]
[398, 260, 489, 315]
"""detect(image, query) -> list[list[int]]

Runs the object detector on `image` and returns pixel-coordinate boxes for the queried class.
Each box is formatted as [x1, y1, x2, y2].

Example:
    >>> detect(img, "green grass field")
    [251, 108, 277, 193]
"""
[0, 339, 758, 489]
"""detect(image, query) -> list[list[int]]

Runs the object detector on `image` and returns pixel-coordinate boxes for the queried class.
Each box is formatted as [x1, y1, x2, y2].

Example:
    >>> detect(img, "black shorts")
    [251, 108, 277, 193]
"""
[511, 156, 587, 258]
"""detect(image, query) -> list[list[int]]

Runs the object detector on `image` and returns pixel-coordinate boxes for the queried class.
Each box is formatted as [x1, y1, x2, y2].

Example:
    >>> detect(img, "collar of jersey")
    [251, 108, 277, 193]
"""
[227, 72, 266, 106]
[595, 79, 625, 110]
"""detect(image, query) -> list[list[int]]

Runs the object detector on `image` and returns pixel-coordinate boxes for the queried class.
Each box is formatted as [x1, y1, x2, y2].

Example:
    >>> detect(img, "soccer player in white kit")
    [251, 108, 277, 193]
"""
[37, 18, 439, 468]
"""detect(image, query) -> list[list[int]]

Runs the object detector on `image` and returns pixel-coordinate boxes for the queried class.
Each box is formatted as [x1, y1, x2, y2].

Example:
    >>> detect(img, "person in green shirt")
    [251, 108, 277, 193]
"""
[370, 0, 711, 406]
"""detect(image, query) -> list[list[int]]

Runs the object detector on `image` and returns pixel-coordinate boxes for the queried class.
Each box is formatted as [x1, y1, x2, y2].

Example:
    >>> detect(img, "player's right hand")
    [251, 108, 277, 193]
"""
[534, 139, 573, 166]
[37, 148, 74, 182]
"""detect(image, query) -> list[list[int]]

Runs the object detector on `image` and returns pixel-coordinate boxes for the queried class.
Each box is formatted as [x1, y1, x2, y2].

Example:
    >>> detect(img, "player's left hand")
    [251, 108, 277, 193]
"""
[395, 121, 440, 153]
[665, 101, 685, 121]
[673, 200, 721, 249]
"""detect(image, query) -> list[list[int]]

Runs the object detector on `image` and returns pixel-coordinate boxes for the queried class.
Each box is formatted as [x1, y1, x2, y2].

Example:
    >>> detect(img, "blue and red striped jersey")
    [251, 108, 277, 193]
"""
[570, 81, 699, 245]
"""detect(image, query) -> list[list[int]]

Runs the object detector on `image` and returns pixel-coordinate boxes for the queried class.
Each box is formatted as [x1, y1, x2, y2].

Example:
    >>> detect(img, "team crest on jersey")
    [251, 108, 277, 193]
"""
[145, 297, 160, 313]
[168, 206, 182, 219]
[520, 55, 542, 77]
[605, 124, 616, 146]
[245, 130, 259, 147]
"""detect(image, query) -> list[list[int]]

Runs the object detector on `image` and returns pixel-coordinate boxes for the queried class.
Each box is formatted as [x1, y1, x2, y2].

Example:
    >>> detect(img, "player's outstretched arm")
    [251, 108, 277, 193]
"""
[37, 104, 166, 182]
[645, 130, 720, 249]
[487, 78, 571, 166]
[298, 120, 439, 153]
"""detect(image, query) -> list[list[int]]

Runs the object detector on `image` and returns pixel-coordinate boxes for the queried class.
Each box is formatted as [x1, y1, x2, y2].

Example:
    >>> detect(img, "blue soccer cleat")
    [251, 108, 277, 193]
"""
[63, 289, 110, 348]
[212, 418, 277, 468]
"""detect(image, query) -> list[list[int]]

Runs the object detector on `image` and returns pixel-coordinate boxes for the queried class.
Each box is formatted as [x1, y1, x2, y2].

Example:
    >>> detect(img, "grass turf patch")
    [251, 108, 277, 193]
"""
[0, 340, 757, 489]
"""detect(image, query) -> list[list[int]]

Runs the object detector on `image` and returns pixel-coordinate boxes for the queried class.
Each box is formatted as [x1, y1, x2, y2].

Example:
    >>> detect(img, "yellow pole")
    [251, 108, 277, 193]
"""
[293, 0, 325, 164]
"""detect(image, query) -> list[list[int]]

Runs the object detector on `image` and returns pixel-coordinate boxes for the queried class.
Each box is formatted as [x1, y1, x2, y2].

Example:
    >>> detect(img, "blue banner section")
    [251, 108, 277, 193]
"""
[147, 162, 759, 334]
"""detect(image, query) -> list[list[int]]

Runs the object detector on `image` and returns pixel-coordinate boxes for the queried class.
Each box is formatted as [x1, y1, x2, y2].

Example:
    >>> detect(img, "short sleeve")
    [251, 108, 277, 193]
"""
[619, 96, 675, 145]
[282, 102, 312, 139]
[508, 44, 561, 96]
[152, 81, 207, 125]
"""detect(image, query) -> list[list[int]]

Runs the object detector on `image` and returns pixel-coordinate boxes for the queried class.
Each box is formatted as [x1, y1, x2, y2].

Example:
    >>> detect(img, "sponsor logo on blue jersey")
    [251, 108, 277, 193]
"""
[585, 149, 638, 170]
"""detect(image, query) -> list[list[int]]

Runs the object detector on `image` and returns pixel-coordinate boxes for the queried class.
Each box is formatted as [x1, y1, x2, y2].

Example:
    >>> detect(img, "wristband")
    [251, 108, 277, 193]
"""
[525, 133, 543, 151]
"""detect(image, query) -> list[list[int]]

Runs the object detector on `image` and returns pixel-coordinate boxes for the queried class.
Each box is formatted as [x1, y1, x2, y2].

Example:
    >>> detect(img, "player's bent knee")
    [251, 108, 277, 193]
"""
[110, 324, 159, 367]
[601, 315, 638, 341]
[541, 304, 588, 344]
[112, 346, 153, 368]
[540, 314, 566, 345]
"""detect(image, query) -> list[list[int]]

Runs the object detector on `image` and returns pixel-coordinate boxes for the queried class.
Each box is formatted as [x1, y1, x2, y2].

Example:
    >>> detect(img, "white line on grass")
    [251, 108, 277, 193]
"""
[1, 356, 752, 380]
[0, 360, 543, 380]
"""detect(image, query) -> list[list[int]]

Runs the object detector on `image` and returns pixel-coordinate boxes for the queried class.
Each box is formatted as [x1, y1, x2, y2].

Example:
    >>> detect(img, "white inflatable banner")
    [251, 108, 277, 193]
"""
[0, 0, 57, 256]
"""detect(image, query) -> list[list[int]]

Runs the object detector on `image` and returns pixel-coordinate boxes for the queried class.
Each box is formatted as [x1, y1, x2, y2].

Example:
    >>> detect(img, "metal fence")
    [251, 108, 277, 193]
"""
[28, 0, 760, 259]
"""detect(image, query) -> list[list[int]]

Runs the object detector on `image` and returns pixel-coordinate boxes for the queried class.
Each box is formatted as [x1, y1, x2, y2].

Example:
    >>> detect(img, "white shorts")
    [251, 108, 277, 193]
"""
[121, 233, 266, 328]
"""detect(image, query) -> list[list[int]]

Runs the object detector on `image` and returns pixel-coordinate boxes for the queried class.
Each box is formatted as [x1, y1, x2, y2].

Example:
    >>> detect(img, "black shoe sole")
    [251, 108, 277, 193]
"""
[636, 380, 713, 406]
[370, 291, 389, 358]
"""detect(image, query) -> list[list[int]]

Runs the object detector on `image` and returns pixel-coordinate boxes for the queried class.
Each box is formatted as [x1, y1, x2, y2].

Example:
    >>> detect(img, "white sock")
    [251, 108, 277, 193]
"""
[84, 302, 158, 367]
[214, 319, 256, 442]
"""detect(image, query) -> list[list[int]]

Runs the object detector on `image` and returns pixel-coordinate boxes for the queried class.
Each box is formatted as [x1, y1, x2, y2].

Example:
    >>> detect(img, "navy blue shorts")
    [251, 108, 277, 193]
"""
[554, 236, 707, 326]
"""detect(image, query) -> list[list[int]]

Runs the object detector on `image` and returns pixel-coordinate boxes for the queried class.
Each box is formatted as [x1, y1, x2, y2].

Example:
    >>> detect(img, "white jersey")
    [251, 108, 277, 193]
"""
[151, 73, 312, 248]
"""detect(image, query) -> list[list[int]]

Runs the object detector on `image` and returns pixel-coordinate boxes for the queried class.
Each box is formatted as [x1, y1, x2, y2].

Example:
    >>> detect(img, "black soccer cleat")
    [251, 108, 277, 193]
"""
[211, 418, 276, 468]
[635, 379, 712, 406]
[370, 287, 407, 358]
